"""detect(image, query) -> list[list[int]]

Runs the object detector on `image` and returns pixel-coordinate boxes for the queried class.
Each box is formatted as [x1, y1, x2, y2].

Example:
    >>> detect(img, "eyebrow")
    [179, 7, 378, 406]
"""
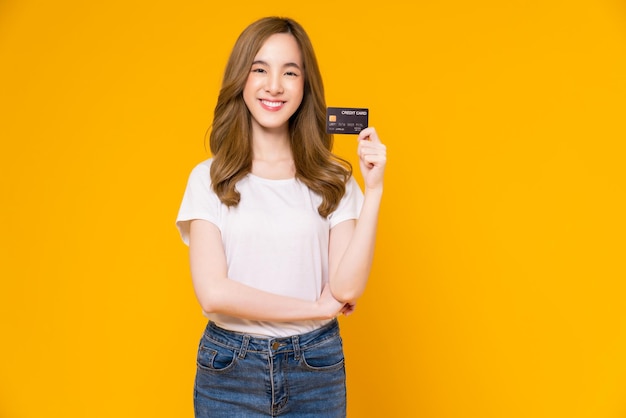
[251, 60, 302, 70]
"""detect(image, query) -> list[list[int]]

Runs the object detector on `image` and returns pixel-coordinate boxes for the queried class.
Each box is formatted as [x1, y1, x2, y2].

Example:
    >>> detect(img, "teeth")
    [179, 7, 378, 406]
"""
[261, 100, 283, 108]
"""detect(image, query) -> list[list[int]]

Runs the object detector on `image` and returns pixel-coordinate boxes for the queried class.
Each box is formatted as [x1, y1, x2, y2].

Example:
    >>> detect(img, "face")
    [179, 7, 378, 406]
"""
[243, 33, 305, 135]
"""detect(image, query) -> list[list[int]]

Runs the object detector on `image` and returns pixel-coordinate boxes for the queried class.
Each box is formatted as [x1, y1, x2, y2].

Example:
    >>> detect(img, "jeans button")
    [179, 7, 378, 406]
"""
[272, 341, 280, 350]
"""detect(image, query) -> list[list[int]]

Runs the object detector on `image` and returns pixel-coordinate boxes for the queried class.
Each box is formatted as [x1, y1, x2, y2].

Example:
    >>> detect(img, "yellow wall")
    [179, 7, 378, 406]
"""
[1, 1, 625, 417]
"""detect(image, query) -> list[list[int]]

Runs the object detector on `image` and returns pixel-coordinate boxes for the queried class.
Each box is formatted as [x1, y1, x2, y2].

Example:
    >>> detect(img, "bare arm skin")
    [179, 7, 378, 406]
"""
[189, 218, 346, 321]
[329, 127, 387, 303]
[188, 127, 385, 317]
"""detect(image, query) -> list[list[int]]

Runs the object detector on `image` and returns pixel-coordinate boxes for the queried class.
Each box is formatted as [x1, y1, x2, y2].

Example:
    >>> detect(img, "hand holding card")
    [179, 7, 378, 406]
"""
[326, 107, 385, 189]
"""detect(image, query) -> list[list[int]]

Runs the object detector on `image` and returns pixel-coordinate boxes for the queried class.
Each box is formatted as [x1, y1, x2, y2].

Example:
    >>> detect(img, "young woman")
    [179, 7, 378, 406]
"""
[176, 16, 386, 417]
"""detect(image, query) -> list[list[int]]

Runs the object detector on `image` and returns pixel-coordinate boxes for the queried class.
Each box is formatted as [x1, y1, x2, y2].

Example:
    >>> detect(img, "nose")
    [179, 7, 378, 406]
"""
[265, 73, 283, 95]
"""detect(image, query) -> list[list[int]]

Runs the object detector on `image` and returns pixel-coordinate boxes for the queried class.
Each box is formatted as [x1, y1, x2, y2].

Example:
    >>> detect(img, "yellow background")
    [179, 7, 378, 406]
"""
[1, 0, 625, 417]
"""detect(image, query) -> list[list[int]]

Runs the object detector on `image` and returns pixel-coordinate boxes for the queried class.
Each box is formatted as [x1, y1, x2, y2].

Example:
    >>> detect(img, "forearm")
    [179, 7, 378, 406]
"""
[193, 275, 336, 322]
[330, 187, 382, 303]
[189, 218, 341, 322]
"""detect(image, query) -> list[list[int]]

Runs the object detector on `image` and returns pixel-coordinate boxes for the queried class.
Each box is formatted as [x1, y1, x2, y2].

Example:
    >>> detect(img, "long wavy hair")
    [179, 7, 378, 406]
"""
[208, 16, 352, 217]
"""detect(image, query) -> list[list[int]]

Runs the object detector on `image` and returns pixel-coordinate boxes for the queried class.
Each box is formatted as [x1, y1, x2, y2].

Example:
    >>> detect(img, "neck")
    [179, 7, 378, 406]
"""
[251, 125, 292, 162]
[250, 126, 295, 179]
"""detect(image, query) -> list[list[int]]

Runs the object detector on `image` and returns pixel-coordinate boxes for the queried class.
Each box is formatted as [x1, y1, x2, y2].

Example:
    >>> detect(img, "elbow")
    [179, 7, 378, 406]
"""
[196, 289, 222, 315]
[200, 299, 217, 315]
[193, 275, 227, 315]
[330, 282, 364, 305]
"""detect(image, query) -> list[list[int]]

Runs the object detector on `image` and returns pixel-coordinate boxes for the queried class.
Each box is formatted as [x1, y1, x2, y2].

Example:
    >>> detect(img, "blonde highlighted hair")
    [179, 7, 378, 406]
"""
[208, 16, 352, 217]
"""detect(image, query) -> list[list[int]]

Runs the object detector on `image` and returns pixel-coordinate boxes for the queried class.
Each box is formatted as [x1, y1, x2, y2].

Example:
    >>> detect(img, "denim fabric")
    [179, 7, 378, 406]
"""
[194, 319, 347, 417]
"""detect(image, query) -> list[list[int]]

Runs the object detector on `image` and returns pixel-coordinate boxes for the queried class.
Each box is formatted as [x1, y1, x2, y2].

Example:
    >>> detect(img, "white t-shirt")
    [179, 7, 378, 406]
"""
[176, 159, 364, 337]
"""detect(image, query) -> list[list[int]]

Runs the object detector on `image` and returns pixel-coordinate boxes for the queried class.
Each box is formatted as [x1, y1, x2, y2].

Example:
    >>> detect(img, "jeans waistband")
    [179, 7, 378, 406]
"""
[204, 319, 340, 359]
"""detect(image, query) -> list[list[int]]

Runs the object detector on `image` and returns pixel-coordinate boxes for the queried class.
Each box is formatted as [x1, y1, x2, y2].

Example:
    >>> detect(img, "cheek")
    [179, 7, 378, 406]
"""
[243, 77, 254, 96]
[293, 80, 305, 102]
[243, 78, 257, 106]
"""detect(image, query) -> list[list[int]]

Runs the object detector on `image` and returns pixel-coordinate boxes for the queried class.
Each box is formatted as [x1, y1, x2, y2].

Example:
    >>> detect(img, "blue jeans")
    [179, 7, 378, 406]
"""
[194, 319, 347, 417]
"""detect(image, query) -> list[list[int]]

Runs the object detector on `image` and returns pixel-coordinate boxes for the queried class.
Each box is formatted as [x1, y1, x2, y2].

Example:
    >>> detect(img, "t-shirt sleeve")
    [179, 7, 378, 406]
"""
[328, 176, 365, 228]
[176, 160, 221, 245]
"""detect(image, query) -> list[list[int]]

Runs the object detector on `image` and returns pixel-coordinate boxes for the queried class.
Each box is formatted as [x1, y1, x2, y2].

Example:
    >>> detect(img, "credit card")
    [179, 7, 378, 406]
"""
[326, 107, 368, 134]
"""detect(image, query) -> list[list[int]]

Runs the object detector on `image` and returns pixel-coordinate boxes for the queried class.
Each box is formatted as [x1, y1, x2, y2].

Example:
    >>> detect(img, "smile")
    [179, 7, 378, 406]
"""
[260, 99, 285, 110]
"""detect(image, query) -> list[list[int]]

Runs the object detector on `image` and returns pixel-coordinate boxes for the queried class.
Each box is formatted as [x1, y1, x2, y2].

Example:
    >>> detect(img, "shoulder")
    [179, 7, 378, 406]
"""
[345, 176, 363, 195]
[189, 158, 213, 175]
[179, 158, 219, 202]
[186, 158, 214, 183]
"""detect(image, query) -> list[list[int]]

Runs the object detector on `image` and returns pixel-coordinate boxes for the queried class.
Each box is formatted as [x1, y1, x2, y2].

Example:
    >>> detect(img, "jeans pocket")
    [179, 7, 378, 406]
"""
[196, 338, 237, 373]
[301, 336, 345, 372]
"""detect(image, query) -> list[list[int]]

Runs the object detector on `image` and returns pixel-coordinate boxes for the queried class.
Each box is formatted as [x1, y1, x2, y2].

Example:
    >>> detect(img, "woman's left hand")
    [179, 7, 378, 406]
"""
[357, 127, 387, 191]
[340, 302, 356, 316]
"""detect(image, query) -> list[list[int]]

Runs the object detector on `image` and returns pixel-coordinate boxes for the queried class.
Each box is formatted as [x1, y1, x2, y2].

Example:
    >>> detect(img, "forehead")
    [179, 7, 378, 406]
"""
[254, 33, 302, 64]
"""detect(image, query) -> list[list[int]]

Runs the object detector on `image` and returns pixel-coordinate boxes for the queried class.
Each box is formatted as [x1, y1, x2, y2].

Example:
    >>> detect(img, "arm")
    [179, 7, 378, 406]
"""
[329, 127, 387, 303]
[189, 218, 346, 321]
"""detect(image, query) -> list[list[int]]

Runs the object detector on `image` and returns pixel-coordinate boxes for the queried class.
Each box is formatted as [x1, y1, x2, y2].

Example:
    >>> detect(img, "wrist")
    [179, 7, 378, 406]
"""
[364, 186, 383, 198]
[314, 299, 339, 321]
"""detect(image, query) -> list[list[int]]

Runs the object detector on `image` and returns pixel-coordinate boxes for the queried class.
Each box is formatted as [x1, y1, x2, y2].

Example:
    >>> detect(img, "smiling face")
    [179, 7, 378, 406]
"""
[243, 33, 305, 136]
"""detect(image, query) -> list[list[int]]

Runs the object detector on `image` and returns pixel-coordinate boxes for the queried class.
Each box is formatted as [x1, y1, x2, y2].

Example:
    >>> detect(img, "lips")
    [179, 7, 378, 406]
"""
[259, 99, 285, 111]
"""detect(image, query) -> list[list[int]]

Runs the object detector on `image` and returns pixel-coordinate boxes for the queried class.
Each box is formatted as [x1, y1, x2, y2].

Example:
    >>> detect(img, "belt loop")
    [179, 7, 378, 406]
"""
[238, 335, 250, 359]
[292, 335, 301, 361]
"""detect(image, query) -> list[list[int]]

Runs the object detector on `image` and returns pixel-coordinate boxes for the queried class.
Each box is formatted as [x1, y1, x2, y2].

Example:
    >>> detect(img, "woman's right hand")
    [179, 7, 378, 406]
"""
[317, 285, 355, 319]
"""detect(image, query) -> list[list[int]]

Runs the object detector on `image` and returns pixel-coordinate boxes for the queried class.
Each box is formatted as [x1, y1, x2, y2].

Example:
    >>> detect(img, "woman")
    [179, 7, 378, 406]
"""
[176, 16, 386, 417]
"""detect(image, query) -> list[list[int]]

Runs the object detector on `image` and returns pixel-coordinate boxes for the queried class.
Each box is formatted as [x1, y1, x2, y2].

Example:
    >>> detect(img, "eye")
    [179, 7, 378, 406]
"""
[285, 71, 299, 77]
[251, 67, 266, 74]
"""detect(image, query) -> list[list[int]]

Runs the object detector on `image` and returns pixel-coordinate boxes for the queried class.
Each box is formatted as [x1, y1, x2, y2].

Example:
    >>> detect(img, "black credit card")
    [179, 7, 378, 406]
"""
[326, 107, 368, 134]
